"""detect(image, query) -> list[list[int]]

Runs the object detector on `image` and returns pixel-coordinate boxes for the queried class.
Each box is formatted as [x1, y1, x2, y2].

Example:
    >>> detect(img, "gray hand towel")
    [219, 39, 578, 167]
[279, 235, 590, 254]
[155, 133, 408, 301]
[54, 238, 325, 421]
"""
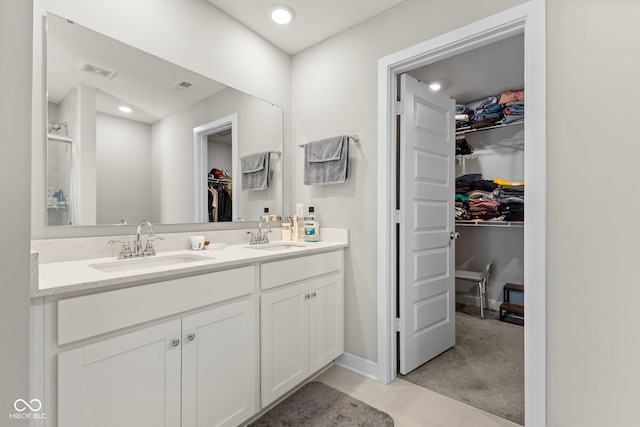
[303, 136, 349, 185]
[241, 152, 270, 190]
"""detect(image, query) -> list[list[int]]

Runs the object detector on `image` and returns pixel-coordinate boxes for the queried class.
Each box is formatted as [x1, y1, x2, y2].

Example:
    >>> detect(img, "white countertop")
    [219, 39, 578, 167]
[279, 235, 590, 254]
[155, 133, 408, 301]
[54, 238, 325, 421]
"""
[34, 240, 347, 297]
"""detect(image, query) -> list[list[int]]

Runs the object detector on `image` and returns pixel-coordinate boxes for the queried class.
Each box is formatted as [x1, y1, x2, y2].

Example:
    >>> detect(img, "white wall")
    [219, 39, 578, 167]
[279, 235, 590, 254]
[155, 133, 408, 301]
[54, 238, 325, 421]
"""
[152, 87, 282, 224]
[0, 0, 32, 423]
[546, 1, 640, 426]
[290, 0, 640, 425]
[207, 140, 232, 175]
[291, 0, 527, 364]
[31, 0, 291, 238]
[96, 113, 153, 225]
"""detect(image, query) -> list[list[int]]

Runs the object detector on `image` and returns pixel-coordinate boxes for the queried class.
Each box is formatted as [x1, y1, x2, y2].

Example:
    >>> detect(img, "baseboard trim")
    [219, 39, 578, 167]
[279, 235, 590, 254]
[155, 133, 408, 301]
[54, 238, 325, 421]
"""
[335, 352, 378, 381]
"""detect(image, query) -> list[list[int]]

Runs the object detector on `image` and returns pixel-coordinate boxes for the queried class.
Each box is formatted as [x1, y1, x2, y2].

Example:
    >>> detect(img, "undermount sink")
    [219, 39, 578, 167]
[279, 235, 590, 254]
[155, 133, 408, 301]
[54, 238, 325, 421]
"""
[90, 253, 211, 273]
[245, 242, 308, 251]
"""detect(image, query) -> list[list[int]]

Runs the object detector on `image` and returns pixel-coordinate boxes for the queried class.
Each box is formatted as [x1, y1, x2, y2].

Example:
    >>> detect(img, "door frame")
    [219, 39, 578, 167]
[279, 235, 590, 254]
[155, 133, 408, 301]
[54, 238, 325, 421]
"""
[376, 2, 546, 426]
[193, 114, 238, 223]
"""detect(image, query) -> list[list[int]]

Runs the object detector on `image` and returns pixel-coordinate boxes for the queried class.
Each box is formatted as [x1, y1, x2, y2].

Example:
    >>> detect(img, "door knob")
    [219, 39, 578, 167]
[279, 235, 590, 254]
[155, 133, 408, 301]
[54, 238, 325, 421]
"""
[450, 231, 460, 240]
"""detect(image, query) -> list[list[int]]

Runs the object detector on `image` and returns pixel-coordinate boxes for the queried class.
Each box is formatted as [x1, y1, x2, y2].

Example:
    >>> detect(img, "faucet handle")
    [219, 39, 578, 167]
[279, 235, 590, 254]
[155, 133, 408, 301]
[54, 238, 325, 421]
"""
[108, 239, 133, 258]
[143, 235, 164, 256]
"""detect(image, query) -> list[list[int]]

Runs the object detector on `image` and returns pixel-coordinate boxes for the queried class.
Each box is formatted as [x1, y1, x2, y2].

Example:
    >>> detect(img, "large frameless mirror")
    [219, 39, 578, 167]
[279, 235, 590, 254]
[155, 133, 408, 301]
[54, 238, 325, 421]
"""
[46, 13, 283, 227]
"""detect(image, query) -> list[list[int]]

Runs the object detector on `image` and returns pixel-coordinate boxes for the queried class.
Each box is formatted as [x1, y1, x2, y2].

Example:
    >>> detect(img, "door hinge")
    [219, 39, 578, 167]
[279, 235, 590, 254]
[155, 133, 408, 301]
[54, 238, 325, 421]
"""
[394, 318, 402, 332]
[395, 101, 404, 115]
[394, 209, 403, 223]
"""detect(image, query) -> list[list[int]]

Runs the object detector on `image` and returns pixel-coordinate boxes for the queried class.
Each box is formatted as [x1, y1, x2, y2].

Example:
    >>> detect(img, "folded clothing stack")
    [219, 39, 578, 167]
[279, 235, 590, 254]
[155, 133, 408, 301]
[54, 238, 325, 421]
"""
[455, 174, 525, 222]
[455, 89, 525, 130]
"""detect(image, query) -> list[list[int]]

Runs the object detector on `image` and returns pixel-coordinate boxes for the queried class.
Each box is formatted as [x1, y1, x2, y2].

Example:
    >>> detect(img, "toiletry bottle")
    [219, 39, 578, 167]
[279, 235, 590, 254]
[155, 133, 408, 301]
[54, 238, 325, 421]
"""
[281, 218, 292, 241]
[295, 203, 304, 241]
[57, 189, 64, 204]
[304, 207, 320, 242]
[292, 216, 299, 241]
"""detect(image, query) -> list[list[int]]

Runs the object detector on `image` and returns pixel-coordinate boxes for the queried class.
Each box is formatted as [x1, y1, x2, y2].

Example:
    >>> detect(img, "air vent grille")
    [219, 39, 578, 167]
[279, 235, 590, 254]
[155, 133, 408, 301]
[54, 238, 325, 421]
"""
[171, 80, 195, 91]
[78, 62, 117, 79]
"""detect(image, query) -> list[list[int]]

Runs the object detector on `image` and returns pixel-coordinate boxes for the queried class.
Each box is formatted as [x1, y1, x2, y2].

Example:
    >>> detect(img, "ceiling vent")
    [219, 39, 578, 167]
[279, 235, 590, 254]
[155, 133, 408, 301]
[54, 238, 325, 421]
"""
[171, 80, 195, 92]
[78, 62, 117, 79]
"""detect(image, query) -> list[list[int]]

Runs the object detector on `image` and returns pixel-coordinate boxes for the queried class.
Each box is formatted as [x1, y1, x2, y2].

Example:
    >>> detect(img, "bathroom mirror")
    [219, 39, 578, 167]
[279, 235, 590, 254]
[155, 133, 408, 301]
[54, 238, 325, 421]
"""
[46, 13, 283, 227]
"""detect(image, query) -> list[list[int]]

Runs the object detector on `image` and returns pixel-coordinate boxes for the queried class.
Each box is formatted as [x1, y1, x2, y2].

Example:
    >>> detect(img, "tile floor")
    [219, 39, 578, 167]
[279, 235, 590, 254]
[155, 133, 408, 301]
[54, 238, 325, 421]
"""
[315, 365, 522, 427]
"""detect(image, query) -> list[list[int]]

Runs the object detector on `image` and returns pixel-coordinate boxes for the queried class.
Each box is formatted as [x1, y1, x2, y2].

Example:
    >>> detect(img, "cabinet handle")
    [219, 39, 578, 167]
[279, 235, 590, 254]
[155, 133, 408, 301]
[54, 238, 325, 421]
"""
[171, 338, 181, 347]
[311, 292, 317, 298]
[304, 294, 310, 299]
[187, 333, 196, 341]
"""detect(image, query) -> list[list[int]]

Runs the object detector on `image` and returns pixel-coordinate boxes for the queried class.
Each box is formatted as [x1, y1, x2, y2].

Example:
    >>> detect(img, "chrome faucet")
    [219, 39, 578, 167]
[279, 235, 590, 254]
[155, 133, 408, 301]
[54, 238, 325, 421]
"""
[248, 217, 272, 245]
[135, 220, 163, 256]
[135, 220, 153, 252]
[108, 220, 164, 258]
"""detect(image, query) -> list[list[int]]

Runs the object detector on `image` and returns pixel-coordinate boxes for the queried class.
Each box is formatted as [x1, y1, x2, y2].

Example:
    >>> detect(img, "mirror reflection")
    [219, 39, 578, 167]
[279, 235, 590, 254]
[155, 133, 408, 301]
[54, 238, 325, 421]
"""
[46, 13, 283, 227]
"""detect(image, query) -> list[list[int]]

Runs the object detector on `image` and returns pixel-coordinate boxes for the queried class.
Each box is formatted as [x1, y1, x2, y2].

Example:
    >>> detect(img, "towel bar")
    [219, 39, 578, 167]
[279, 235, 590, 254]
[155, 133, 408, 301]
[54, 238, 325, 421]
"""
[298, 135, 359, 148]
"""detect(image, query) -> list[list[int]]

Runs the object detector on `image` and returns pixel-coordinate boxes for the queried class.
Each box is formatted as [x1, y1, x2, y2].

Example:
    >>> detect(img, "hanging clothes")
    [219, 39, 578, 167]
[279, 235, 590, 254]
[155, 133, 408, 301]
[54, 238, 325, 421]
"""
[207, 183, 232, 222]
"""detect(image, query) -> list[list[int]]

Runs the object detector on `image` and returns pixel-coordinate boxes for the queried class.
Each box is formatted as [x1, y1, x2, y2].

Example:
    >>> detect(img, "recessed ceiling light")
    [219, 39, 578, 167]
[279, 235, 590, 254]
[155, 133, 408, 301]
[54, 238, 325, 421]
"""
[429, 83, 441, 91]
[270, 4, 295, 25]
[118, 106, 133, 113]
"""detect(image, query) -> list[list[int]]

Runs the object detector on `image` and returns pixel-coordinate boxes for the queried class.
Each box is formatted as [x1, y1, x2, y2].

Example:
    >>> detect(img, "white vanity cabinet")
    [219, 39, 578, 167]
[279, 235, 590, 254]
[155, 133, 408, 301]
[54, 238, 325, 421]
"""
[181, 298, 255, 427]
[52, 266, 256, 427]
[58, 319, 183, 427]
[33, 244, 348, 427]
[260, 251, 344, 407]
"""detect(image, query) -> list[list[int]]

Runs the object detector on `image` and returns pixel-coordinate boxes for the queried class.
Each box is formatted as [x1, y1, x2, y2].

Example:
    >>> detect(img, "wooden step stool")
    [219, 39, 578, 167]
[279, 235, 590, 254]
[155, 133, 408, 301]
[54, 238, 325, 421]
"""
[500, 282, 524, 325]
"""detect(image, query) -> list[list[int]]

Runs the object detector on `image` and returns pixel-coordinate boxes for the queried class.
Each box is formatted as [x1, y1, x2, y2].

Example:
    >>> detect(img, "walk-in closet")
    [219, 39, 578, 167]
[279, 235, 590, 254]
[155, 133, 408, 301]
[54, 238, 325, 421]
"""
[399, 32, 526, 425]
[207, 129, 233, 222]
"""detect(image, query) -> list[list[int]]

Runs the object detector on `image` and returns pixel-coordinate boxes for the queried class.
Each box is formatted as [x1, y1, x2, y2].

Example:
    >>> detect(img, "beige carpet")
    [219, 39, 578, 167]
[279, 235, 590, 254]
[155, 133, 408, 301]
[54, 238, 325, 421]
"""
[248, 381, 394, 426]
[401, 306, 524, 425]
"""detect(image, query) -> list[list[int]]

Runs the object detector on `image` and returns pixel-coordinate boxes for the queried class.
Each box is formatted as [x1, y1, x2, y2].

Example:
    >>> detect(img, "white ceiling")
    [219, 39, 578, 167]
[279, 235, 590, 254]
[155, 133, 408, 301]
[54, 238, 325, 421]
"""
[204, 1, 524, 104]
[48, 14, 228, 124]
[408, 34, 524, 104]
[205, 0, 407, 55]
[47, 7, 524, 124]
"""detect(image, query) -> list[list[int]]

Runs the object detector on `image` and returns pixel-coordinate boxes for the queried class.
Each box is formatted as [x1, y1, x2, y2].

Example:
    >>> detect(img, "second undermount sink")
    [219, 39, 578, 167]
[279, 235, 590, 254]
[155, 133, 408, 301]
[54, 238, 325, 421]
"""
[245, 242, 309, 251]
[90, 253, 211, 273]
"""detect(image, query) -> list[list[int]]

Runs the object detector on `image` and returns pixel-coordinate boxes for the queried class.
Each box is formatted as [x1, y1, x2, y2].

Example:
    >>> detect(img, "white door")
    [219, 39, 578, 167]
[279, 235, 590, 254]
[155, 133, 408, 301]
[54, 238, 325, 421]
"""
[308, 273, 344, 373]
[58, 320, 182, 427]
[182, 299, 256, 427]
[261, 283, 309, 407]
[399, 73, 456, 374]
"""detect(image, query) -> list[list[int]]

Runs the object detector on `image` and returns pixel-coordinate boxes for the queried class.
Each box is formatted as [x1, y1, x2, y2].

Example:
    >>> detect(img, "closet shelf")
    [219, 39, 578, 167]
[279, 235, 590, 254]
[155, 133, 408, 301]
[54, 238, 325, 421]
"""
[456, 220, 524, 228]
[455, 120, 524, 136]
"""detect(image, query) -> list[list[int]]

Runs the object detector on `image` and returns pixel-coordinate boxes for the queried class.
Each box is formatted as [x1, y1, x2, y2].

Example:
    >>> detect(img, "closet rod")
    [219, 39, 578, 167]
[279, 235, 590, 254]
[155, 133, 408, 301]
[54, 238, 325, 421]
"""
[298, 135, 359, 148]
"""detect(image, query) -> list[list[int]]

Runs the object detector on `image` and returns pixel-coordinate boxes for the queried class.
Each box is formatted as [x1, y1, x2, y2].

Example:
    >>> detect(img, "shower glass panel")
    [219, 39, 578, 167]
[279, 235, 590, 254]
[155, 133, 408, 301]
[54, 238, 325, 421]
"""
[47, 133, 73, 226]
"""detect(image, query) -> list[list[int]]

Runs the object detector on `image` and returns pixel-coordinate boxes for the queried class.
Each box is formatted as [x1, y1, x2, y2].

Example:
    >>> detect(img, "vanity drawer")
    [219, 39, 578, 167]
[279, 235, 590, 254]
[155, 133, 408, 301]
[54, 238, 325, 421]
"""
[58, 266, 254, 345]
[261, 250, 343, 290]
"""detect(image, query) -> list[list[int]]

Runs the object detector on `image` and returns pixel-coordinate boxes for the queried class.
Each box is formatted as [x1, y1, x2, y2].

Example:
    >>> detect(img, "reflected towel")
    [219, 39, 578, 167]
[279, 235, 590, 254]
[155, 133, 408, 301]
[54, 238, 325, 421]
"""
[303, 136, 349, 185]
[241, 152, 269, 190]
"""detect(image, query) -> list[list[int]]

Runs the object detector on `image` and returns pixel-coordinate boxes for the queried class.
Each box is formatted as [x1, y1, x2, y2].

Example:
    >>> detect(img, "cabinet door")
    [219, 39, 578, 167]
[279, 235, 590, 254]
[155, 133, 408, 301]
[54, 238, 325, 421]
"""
[260, 282, 309, 407]
[182, 299, 256, 427]
[309, 273, 344, 373]
[58, 320, 182, 427]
